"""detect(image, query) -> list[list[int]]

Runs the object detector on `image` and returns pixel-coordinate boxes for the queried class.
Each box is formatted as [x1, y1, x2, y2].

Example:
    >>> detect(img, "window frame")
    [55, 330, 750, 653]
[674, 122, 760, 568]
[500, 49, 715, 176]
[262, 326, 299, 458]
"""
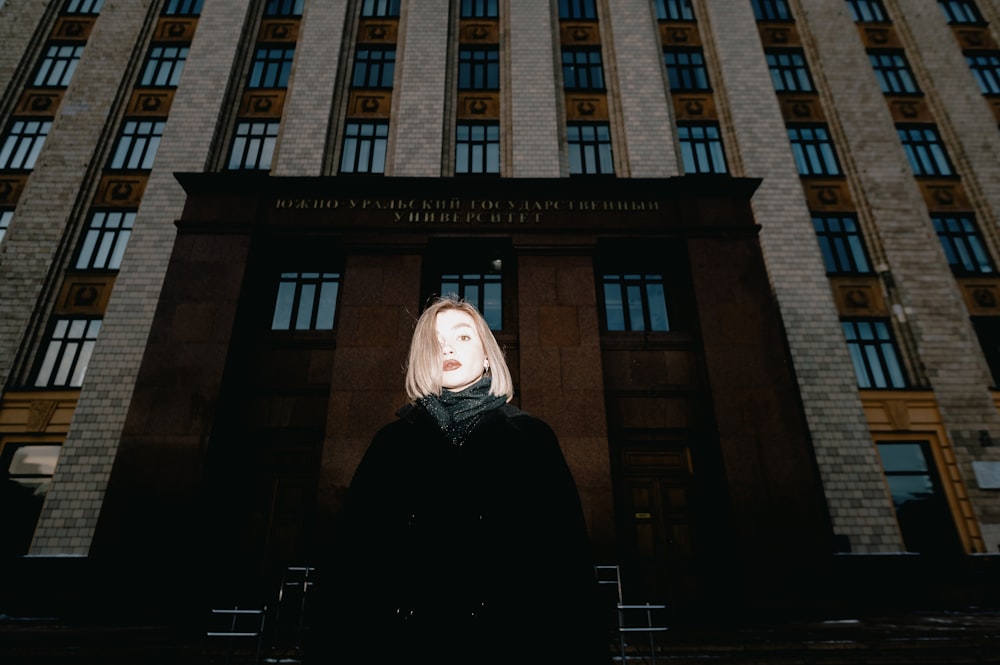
[139, 45, 189, 88]
[162, 0, 203, 16]
[108, 120, 165, 171]
[567, 122, 614, 176]
[751, 0, 793, 21]
[32, 44, 85, 88]
[842, 318, 908, 389]
[663, 48, 710, 91]
[461, 0, 498, 18]
[558, 0, 597, 21]
[360, 0, 401, 18]
[423, 240, 513, 333]
[654, 0, 694, 21]
[938, 0, 985, 24]
[0, 119, 52, 171]
[455, 122, 500, 176]
[264, 0, 305, 16]
[677, 122, 728, 174]
[966, 52, 1000, 95]
[33, 317, 102, 388]
[352, 47, 397, 89]
[339, 121, 389, 175]
[270, 271, 343, 332]
[0, 208, 12, 245]
[868, 50, 920, 94]
[63, 0, 104, 14]
[248, 47, 296, 89]
[458, 46, 500, 91]
[227, 120, 279, 171]
[766, 49, 814, 93]
[74, 210, 136, 271]
[788, 124, 842, 176]
[897, 125, 954, 177]
[812, 214, 873, 275]
[932, 213, 995, 275]
[846, 0, 889, 22]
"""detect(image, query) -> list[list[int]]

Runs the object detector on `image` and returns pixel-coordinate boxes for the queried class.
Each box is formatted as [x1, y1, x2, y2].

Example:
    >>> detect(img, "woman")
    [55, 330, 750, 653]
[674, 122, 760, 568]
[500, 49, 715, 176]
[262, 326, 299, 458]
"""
[319, 296, 610, 664]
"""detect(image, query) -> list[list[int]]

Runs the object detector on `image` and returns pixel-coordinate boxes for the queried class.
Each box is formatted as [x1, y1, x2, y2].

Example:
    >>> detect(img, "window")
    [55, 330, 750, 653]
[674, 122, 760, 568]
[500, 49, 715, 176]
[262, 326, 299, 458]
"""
[139, 45, 189, 87]
[249, 48, 295, 88]
[869, 51, 920, 94]
[108, 120, 164, 170]
[678, 122, 727, 174]
[461, 0, 498, 18]
[876, 441, 962, 555]
[846, 0, 888, 22]
[459, 47, 500, 91]
[1, 443, 61, 557]
[897, 125, 954, 176]
[842, 318, 907, 388]
[352, 48, 396, 88]
[340, 121, 388, 174]
[788, 125, 841, 176]
[0, 120, 51, 170]
[228, 121, 279, 171]
[766, 50, 814, 92]
[932, 213, 995, 275]
[938, 0, 984, 24]
[601, 273, 670, 332]
[751, 0, 793, 21]
[559, 0, 596, 20]
[654, 0, 694, 20]
[272, 272, 341, 331]
[972, 317, 1000, 386]
[162, 0, 204, 15]
[265, 0, 305, 16]
[75, 210, 135, 271]
[664, 49, 710, 91]
[361, 0, 400, 17]
[440, 272, 503, 330]
[34, 318, 102, 388]
[33, 44, 84, 87]
[63, 0, 103, 14]
[567, 123, 613, 175]
[562, 48, 605, 91]
[0, 209, 12, 244]
[966, 52, 1000, 94]
[813, 215, 873, 275]
[456, 122, 500, 175]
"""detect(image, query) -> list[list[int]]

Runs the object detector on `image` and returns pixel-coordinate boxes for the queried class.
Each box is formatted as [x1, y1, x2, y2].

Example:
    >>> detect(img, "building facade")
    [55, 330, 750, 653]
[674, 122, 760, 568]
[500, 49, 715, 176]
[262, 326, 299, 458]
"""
[1, 0, 999, 621]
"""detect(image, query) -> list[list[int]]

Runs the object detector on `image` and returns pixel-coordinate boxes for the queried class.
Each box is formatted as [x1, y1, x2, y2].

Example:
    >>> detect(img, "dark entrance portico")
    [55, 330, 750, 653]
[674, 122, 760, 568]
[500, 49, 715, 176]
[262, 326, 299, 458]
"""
[92, 174, 832, 622]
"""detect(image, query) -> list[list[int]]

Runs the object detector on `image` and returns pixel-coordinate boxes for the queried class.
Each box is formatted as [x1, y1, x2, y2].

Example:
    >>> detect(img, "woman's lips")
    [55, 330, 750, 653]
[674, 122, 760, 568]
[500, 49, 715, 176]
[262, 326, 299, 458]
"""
[443, 360, 461, 371]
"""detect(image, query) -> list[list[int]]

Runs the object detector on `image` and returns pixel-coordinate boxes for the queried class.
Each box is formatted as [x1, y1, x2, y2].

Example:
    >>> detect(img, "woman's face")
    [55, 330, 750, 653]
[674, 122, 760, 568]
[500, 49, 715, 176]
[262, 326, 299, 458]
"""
[435, 308, 488, 392]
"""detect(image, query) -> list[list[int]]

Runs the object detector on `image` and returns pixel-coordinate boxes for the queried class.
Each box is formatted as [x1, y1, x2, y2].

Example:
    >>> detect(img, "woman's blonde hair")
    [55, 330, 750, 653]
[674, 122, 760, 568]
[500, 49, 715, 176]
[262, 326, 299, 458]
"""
[404, 295, 513, 402]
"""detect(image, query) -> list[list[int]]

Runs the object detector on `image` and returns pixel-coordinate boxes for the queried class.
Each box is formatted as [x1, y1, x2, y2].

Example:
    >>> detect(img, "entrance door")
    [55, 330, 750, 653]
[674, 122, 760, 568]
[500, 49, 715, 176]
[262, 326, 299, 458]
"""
[616, 445, 698, 608]
[876, 440, 963, 556]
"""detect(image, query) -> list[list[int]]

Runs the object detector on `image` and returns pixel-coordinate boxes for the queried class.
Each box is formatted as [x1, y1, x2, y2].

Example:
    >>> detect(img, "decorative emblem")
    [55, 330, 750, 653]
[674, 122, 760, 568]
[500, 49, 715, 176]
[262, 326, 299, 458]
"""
[845, 288, 870, 309]
[867, 28, 889, 45]
[791, 101, 812, 118]
[111, 182, 134, 200]
[140, 95, 163, 112]
[816, 187, 839, 206]
[30, 96, 54, 112]
[973, 287, 997, 308]
[683, 100, 704, 116]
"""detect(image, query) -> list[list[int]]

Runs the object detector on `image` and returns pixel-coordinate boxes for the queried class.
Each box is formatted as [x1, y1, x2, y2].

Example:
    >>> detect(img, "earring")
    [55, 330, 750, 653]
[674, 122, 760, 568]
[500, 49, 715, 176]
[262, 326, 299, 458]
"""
[484, 361, 490, 374]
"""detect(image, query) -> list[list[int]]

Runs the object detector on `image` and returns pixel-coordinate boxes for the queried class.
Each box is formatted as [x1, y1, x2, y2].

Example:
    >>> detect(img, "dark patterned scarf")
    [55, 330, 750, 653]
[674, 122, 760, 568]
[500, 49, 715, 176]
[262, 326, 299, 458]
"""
[417, 375, 507, 446]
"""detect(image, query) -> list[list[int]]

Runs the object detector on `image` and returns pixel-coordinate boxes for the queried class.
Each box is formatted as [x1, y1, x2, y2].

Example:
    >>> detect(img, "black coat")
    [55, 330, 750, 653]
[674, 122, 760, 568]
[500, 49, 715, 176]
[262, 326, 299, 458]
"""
[316, 403, 612, 664]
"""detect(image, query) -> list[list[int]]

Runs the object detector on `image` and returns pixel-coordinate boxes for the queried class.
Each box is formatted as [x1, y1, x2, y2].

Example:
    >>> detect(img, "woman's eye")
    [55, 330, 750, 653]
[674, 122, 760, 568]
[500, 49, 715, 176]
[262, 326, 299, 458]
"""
[458, 334, 472, 342]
